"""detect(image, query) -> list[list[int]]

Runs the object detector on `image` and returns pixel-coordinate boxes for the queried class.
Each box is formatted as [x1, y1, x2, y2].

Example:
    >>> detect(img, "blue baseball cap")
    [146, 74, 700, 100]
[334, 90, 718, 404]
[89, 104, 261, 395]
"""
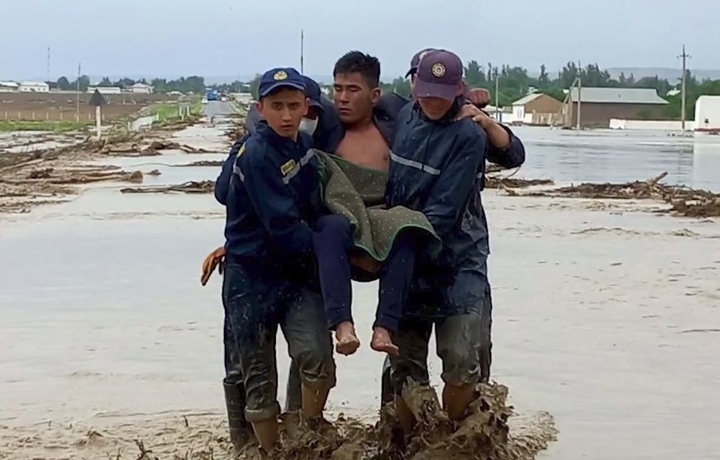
[405, 48, 436, 77]
[412, 49, 464, 101]
[258, 67, 305, 98]
[301, 75, 324, 112]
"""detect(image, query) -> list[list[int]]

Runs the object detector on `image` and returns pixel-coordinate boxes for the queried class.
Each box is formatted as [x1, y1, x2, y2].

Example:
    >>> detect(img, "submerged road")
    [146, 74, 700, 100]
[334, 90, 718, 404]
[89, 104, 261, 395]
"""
[202, 100, 236, 118]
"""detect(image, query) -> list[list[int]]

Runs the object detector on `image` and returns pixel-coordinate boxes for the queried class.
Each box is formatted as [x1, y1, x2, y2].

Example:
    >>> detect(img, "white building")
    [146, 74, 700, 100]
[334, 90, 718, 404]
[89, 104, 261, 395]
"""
[694, 95, 720, 132]
[19, 81, 49, 92]
[87, 86, 122, 94]
[0, 81, 19, 92]
[129, 82, 153, 94]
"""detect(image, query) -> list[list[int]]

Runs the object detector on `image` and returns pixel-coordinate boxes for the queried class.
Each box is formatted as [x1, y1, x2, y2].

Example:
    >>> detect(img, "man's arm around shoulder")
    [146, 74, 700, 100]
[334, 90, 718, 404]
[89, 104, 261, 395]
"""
[480, 116, 525, 169]
[236, 141, 314, 256]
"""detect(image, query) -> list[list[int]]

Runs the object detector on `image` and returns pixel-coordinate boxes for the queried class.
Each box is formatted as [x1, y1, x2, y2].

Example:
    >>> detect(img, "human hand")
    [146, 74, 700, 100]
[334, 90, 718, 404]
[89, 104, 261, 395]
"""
[455, 103, 494, 129]
[467, 88, 491, 108]
[201, 246, 226, 286]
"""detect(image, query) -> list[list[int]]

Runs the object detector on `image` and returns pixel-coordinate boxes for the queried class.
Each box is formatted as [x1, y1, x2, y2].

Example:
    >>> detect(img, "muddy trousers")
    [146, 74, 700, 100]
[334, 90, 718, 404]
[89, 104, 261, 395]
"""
[224, 318, 305, 413]
[222, 263, 336, 423]
[387, 292, 493, 396]
[313, 214, 417, 333]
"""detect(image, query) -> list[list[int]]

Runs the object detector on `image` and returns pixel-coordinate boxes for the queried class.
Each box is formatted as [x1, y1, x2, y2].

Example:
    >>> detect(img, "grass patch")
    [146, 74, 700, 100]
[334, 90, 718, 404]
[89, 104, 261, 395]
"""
[149, 97, 203, 122]
[0, 120, 90, 132]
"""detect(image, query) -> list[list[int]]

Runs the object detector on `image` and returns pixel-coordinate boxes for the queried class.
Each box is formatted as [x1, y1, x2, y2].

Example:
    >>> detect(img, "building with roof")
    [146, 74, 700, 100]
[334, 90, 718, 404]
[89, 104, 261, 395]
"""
[129, 82, 153, 94]
[18, 81, 50, 93]
[87, 86, 122, 95]
[511, 93, 564, 126]
[564, 87, 669, 128]
[0, 81, 19, 92]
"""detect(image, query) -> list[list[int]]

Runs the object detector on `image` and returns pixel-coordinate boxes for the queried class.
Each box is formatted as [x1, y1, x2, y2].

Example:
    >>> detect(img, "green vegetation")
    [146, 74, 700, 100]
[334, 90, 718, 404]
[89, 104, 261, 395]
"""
[54, 75, 207, 94]
[0, 120, 90, 132]
[149, 98, 203, 123]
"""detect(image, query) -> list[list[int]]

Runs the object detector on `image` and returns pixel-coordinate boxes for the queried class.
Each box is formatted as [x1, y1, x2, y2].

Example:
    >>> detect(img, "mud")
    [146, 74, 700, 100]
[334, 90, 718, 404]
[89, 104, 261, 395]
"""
[224, 124, 246, 141]
[178, 160, 225, 167]
[101, 141, 209, 157]
[1, 384, 553, 460]
[226, 381, 555, 460]
[120, 180, 214, 194]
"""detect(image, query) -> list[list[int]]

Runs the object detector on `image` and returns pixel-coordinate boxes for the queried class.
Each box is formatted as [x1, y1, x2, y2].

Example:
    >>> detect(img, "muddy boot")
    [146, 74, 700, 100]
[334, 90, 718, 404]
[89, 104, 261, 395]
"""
[301, 381, 331, 419]
[442, 383, 476, 421]
[251, 417, 279, 453]
[223, 381, 253, 448]
[394, 395, 416, 434]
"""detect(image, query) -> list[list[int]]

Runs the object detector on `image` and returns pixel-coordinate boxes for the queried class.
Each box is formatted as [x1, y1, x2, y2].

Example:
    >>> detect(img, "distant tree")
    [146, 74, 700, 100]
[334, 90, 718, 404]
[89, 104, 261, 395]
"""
[98, 77, 113, 87]
[538, 65, 550, 88]
[464, 60, 486, 88]
[56, 76, 71, 91]
[248, 74, 261, 98]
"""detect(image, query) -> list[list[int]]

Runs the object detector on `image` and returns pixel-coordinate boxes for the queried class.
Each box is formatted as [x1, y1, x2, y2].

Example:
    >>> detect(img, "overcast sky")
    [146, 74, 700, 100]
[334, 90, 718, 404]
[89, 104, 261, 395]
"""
[2, 0, 719, 81]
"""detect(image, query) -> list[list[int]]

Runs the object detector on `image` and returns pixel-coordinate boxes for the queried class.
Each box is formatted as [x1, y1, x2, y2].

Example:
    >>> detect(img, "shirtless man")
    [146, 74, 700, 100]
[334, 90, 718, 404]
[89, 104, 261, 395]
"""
[332, 51, 390, 170]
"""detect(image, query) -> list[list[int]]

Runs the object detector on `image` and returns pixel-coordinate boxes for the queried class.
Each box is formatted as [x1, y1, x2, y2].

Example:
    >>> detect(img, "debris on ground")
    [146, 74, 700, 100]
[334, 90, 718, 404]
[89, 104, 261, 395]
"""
[119, 180, 213, 194]
[502, 171, 720, 218]
[484, 164, 555, 189]
[225, 124, 246, 141]
[101, 140, 211, 157]
[3, 166, 145, 185]
[0, 115, 210, 213]
[176, 160, 224, 167]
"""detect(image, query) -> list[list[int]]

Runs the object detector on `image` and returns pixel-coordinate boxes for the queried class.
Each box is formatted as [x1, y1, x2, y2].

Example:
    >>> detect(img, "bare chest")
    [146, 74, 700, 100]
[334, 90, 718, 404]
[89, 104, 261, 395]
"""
[336, 127, 390, 172]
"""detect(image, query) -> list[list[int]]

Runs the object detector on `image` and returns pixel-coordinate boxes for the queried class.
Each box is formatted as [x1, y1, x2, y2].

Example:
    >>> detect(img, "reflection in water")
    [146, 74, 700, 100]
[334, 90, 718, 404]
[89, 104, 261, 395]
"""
[693, 140, 720, 191]
[513, 127, 720, 191]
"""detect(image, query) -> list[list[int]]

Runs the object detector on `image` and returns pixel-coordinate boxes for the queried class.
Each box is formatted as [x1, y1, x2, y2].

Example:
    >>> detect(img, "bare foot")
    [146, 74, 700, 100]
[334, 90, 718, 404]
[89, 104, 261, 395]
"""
[335, 322, 360, 355]
[370, 327, 399, 355]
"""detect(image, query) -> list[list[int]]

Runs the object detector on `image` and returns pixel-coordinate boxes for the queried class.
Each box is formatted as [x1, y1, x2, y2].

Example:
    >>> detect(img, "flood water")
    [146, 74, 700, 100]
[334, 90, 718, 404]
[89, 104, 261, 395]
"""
[1, 125, 720, 459]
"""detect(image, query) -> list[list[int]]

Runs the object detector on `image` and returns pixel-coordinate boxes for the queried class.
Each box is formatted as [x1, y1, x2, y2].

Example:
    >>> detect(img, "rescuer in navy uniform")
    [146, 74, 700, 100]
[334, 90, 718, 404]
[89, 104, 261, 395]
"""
[385, 49, 493, 432]
[221, 67, 335, 453]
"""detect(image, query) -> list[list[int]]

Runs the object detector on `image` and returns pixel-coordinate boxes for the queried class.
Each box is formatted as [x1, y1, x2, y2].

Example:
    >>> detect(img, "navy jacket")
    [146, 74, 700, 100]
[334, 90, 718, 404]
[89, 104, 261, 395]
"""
[386, 101, 489, 316]
[380, 93, 526, 172]
[223, 123, 321, 267]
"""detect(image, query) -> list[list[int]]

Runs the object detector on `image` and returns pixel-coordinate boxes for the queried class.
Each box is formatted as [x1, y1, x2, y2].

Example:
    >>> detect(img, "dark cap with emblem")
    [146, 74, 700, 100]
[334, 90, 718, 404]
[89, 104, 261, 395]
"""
[405, 48, 435, 78]
[258, 67, 306, 98]
[412, 49, 464, 102]
[301, 75, 324, 112]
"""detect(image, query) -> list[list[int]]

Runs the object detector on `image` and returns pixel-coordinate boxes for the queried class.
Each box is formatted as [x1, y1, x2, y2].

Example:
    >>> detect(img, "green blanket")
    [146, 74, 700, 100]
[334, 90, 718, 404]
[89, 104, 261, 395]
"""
[315, 150, 441, 263]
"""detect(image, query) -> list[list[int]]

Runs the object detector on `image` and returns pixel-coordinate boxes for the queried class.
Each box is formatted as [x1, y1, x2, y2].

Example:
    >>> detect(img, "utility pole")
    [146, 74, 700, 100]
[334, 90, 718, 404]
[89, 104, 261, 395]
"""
[46, 46, 50, 84]
[75, 62, 81, 122]
[300, 29, 304, 74]
[677, 45, 691, 131]
[576, 60, 582, 130]
[494, 70, 500, 121]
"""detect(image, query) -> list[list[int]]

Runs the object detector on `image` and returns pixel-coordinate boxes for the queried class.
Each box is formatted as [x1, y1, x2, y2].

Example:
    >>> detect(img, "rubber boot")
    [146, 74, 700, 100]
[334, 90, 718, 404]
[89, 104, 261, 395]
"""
[301, 382, 330, 419]
[223, 380, 252, 448]
[251, 418, 279, 453]
[442, 383, 476, 421]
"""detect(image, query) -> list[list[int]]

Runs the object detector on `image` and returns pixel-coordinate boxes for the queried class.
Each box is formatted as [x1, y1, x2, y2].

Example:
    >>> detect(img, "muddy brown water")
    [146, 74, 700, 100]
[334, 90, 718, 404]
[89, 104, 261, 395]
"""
[1, 125, 720, 459]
